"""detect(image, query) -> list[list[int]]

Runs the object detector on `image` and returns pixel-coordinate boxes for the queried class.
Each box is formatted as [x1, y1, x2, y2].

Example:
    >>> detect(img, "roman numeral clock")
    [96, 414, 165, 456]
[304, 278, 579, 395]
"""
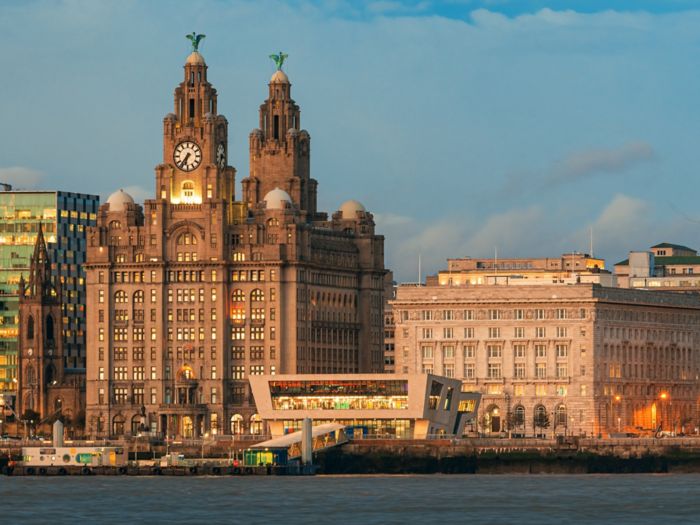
[174, 141, 202, 172]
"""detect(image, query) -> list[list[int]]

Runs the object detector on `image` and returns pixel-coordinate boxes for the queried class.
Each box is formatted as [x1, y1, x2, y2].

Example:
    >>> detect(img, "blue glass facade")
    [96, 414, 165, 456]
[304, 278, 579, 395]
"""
[0, 191, 98, 395]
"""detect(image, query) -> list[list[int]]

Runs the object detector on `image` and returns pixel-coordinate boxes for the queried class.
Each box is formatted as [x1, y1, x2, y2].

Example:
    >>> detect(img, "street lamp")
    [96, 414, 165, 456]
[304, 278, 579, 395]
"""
[614, 395, 622, 433]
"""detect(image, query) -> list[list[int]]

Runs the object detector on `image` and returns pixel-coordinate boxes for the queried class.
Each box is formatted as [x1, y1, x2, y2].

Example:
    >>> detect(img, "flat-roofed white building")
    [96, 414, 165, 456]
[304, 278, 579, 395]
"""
[249, 373, 480, 439]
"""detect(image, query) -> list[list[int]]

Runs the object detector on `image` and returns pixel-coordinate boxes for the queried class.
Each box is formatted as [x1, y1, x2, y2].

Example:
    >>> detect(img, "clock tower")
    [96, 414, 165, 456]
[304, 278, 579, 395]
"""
[155, 46, 236, 206]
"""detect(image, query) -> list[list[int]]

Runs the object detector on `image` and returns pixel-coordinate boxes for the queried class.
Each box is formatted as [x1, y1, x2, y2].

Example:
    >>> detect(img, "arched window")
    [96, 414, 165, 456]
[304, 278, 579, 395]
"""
[555, 405, 567, 427]
[45, 315, 54, 341]
[133, 290, 144, 303]
[109, 220, 121, 229]
[251, 289, 265, 302]
[485, 405, 501, 433]
[115, 290, 128, 303]
[534, 404, 549, 433]
[230, 414, 244, 435]
[54, 397, 63, 412]
[27, 315, 34, 340]
[176, 232, 198, 245]
[250, 414, 263, 435]
[232, 289, 245, 302]
[513, 405, 526, 427]
[131, 414, 142, 435]
[112, 415, 125, 436]
[45, 364, 55, 385]
[267, 218, 279, 227]
[134, 252, 144, 262]
[177, 364, 195, 381]
[26, 365, 34, 385]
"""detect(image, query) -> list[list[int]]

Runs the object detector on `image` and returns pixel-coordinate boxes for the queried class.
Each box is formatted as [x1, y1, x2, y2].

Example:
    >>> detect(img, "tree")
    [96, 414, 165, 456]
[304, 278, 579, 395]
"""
[533, 408, 550, 435]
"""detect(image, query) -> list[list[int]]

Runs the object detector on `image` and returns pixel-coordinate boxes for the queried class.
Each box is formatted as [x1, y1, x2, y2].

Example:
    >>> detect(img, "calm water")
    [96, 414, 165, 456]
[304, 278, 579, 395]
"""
[2, 474, 700, 524]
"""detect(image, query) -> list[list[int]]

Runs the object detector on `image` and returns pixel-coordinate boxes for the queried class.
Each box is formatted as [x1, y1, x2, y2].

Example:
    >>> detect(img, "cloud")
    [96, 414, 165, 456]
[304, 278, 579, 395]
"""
[545, 142, 655, 185]
[0, 167, 44, 189]
[502, 142, 655, 196]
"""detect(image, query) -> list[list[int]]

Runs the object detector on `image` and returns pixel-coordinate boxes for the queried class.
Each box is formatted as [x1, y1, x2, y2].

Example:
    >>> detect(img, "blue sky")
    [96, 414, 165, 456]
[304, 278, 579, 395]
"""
[3, 1, 700, 281]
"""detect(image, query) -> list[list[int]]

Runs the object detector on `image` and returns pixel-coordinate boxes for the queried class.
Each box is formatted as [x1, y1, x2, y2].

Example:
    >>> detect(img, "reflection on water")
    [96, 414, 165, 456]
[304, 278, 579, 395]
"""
[2, 474, 700, 525]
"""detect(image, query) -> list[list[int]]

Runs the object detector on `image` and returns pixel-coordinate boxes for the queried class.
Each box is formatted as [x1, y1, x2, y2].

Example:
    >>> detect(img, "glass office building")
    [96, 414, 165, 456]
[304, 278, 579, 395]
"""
[0, 191, 99, 396]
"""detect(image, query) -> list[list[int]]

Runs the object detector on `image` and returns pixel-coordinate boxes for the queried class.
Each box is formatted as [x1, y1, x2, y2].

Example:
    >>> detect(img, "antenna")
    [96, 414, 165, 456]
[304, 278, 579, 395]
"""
[418, 253, 422, 285]
[590, 226, 594, 258]
[494, 246, 498, 284]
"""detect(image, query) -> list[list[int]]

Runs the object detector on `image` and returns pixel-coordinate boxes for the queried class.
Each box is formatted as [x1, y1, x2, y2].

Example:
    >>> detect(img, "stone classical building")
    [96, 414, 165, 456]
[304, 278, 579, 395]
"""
[392, 282, 700, 437]
[431, 253, 611, 287]
[615, 243, 700, 291]
[83, 45, 385, 439]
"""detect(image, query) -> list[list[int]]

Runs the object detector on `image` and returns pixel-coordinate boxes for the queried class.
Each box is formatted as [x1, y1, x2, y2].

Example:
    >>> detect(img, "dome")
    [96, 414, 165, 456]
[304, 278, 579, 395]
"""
[263, 188, 292, 210]
[340, 199, 366, 220]
[164, 113, 176, 120]
[186, 51, 206, 66]
[106, 189, 134, 212]
[270, 69, 289, 83]
[203, 112, 215, 120]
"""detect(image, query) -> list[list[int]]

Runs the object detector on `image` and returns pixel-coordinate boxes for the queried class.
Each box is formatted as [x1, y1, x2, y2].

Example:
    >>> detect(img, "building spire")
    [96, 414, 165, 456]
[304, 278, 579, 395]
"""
[27, 223, 55, 299]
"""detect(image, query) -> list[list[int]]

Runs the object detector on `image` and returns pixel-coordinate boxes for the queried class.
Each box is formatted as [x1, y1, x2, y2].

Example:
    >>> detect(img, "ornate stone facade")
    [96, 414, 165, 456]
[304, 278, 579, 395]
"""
[84, 49, 385, 439]
[17, 226, 84, 430]
[393, 283, 700, 437]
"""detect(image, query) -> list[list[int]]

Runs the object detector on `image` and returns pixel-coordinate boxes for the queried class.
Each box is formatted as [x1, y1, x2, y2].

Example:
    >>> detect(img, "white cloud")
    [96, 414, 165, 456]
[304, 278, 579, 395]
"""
[0, 167, 44, 189]
[546, 142, 654, 185]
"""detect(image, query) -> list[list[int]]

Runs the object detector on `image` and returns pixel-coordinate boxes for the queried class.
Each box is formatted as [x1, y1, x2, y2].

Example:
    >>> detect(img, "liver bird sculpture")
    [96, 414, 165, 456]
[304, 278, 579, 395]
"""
[269, 51, 288, 71]
[186, 32, 206, 52]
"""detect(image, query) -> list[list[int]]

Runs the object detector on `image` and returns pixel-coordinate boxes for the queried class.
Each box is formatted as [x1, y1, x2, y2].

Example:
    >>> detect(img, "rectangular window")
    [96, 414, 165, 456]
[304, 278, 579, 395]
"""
[535, 363, 546, 378]
[443, 327, 453, 339]
[421, 328, 432, 339]
[443, 364, 455, 378]
[514, 344, 526, 359]
[463, 345, 475, 359]
[514, 327, 525, 339]
[443, 345, 455, 359]
[514, 309, 524, 320]
[556, 327, 567, 338]
[535, 327, 546, 338]
[535, 309, 545, 320]
[535, 384, 547, 396]
[489, 309, 500, 320]
[463, 309, 474, 321]
[421, 345, 433, 359]
[487, 363, 502, 379]
[463, 363, 475, 379]
[421, 310, 432, 321]
[536, 344, 547, 358]
[488, 327, 500, 339]
[556, 308, 567, 319]
[556, 344, 568, 358]
[514, 363, 525, 378]
[150, 388, 157, 405]
[464, 327, 475, 339]
[232, 365, 245, 380]
[443, 310, 453, 320]
[487, 345, 502, 359]
[556, 363, 568, 378]
[151, 366, 157, 380]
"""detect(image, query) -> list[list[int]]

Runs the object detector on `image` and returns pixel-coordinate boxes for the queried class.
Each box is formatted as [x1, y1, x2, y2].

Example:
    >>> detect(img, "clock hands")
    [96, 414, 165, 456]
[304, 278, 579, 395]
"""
[178, 152, 191, 169]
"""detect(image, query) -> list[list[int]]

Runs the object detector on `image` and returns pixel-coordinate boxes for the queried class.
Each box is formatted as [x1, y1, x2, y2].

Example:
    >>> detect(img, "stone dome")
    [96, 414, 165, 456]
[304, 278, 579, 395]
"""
[164, 113, 177, 120]
[186, 51, 206, 66]
[264, 188, 292, 210]
[270, 69, 289, 83]
[107, 189, 134, 212]
[339, 199, 366, 220]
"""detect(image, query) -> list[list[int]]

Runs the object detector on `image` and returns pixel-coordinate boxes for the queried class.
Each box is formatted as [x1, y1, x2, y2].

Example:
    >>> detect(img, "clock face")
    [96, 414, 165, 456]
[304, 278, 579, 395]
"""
[174, 141, 202, 172]
[27, 348, 33, 356]
[216, 143, 226, 169]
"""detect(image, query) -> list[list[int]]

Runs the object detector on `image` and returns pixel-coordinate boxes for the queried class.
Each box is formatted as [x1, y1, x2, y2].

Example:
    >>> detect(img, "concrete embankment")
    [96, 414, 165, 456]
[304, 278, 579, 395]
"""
[315, 438, 700, 474]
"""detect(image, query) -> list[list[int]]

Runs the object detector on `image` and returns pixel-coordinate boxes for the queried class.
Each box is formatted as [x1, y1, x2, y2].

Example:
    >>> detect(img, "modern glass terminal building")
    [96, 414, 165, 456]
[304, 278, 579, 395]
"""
[249, 374, 481, 439]
[0, 190, 99, 396]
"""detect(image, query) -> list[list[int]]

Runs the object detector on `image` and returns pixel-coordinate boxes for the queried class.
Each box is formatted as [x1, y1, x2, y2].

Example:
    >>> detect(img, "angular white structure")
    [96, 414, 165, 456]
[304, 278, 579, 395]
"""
[249, 373, 481, 439]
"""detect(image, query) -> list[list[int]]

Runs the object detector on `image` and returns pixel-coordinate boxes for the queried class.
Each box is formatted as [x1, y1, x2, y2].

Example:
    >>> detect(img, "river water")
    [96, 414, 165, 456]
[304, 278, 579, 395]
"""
[2, 474, 699, 524]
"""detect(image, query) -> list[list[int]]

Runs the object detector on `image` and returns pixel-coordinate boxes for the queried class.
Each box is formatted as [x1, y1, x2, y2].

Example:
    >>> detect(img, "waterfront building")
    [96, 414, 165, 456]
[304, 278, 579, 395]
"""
[248, 373, 481, 438]
[383, 273, 396, 372]
[16, 227, 84, 426]
[0, 190, 98, 399]
[392, 281, 700, 437]
[84, 43, 386, 439]
[431, 253, 612, 287]
[615, 243, 700, 291]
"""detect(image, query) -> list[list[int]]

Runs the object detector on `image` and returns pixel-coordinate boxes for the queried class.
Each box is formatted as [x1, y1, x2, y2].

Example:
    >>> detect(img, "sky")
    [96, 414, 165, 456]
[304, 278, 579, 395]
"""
[2, 1, 700, 281]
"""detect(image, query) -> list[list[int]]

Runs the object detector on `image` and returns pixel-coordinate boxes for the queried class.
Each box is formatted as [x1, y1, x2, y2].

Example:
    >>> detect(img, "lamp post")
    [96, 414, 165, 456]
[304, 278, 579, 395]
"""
[614, 394, 622, 434]
[660, 392, 669, 434]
